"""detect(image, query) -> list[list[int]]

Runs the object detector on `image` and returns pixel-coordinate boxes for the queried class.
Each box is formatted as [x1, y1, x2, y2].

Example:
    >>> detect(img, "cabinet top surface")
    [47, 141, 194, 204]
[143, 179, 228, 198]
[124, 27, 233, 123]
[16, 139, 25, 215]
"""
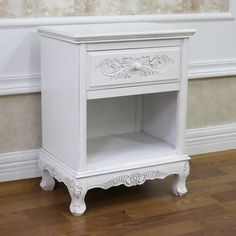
[38, 22, 195, 43]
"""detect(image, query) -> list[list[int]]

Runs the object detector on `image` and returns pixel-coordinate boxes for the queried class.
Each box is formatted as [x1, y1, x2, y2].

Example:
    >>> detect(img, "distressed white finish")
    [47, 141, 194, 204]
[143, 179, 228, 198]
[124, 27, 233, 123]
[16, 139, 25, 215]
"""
[38, 23, 194, 215]
[37, 22, 195, 216]
[39, 23, 194, 215]
[88, 47, 180, 89]
[39, 153, 190, 216]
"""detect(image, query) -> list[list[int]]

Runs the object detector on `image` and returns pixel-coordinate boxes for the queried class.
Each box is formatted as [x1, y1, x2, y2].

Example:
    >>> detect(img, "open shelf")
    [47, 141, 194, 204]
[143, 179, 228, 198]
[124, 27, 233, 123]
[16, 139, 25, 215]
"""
[87, 92, 178, 170]
[87, 131, 175, 169]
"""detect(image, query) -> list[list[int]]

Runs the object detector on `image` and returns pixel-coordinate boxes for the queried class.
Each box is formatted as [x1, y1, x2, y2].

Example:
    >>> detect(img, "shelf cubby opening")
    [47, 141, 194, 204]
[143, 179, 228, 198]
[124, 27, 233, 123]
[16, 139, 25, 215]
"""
[87, 92, 178, 169]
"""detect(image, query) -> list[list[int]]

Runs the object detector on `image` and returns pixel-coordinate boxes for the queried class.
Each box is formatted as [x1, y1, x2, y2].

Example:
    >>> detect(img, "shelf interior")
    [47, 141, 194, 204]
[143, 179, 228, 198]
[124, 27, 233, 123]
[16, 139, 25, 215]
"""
[87, 92, 178, 169]
[87, 131, 175, 169]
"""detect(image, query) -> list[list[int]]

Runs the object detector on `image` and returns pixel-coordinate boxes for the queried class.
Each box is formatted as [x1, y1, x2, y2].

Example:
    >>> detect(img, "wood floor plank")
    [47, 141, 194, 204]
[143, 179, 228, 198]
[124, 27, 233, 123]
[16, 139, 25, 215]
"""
[0, 150, 236, 235]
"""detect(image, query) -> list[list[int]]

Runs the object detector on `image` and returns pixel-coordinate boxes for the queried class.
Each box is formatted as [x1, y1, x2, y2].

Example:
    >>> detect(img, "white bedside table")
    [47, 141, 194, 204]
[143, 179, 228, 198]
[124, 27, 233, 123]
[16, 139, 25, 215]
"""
[38, 23, 195, 216]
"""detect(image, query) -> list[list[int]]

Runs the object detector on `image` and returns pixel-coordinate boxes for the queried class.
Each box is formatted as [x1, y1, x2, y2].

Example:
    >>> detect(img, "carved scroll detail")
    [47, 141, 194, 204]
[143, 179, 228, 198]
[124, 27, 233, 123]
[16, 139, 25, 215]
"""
[97, 55, 174, 80]
[101, 170, 168, 189]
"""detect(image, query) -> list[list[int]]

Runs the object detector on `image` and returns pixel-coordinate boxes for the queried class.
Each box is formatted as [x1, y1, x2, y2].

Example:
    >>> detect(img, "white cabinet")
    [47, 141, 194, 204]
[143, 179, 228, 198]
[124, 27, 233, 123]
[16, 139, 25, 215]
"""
[38, 23, 195, 216]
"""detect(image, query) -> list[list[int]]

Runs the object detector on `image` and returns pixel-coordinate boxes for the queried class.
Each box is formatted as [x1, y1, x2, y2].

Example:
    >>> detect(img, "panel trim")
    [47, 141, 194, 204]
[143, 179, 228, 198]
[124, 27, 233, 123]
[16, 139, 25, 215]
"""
[186, 123, 236, 156]
[1, 124, 236, 182]
[0, 149, 41, 182]
[189, 59, 236, 79]
[0, 74, 41, 95]
[1, 59, 236, 95]
[0, 12, 234, 29]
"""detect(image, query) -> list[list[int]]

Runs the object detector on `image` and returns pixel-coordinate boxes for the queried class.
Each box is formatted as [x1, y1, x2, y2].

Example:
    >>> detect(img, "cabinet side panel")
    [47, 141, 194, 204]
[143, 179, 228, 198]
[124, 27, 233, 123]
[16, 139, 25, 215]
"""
[41, 37, 80, 171]
[143, 92, 177, 147]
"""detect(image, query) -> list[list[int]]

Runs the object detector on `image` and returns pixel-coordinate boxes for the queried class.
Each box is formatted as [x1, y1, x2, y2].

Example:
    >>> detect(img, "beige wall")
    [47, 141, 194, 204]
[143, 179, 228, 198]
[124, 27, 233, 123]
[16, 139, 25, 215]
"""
[0, 93, 42, 153]
[187, 77, 236, 128]
[0, 0, 232, 153]
[0, 0, 229, 18]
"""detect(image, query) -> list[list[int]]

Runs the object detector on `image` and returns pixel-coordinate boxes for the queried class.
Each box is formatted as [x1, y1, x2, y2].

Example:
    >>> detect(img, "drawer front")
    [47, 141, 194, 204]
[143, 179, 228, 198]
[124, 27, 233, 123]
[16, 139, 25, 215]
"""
[87, 47, 180, 89]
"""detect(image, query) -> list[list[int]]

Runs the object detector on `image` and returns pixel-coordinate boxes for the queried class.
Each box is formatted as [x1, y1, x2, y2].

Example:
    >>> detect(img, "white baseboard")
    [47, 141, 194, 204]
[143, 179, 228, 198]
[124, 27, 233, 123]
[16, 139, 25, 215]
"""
[0, 123, 235, 182]
[186, 123, 236, 156]
[0, 149, 41, 182]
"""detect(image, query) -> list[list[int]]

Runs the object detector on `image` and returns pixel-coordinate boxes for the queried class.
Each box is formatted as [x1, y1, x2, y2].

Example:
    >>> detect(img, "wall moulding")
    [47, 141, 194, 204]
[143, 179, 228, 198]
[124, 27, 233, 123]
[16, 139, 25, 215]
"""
[1, 59, 236, 96]
[186, 123, 236, 155]
[0, 74, 41, 95]
[0, 0, 236, 96]
[0, 12, 234, 29]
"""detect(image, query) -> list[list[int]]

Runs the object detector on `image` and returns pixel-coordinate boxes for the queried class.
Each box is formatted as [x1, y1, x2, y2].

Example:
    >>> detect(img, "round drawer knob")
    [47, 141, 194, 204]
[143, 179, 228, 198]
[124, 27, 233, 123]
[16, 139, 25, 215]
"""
[131, 62, 143, 71]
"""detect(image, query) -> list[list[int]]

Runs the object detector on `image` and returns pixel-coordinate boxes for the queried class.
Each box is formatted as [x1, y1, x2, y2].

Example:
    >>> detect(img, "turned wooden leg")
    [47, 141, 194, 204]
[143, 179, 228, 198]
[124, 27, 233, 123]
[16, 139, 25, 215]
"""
[67, 180, 87, 216]
[172, 161, 189, 197]
[40, 169, 55, 191]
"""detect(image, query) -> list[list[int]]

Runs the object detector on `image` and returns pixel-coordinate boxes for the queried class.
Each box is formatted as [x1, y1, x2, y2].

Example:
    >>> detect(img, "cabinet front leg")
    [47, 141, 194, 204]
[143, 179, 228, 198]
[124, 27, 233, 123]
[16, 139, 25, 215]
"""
[40, 169, 55, 191]
[67, 180, 87, 216]
[172, 161, 189, 197]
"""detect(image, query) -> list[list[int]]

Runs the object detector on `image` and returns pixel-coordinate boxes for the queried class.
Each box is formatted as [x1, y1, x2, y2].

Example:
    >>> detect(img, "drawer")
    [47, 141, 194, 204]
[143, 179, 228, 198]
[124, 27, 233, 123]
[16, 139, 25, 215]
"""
[87, 47, 181, 90]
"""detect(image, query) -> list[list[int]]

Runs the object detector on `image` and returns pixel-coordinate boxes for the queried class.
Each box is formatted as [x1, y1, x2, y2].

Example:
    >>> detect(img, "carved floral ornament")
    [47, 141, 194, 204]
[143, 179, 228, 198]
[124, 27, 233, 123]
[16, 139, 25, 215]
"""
[101, 170, 168, 189]
[97, 55, 174, 80]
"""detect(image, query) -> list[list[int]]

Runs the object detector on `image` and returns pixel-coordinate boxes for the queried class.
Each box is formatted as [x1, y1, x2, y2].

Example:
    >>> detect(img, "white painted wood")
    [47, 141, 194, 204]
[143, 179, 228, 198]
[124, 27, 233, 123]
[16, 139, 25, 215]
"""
[143, 92, 177, 147]
[86, 39, 181, 51]
[0, 28, 40, 80]
[135, 95, 143, 132]
[38, 23, 195, 43]
[39, 154, 190, 215]
[189, 59, 236, 79]
[0, 11, 233, 29]
[88, 47, 180, 89]
[1, 1, 236, 96]
[38, 22, 194, 216]
[0, 149, 40, 182]
[87, 132, 175, 170]
[186, 123, 236, 155]
[0, 74, 40, 95]
[87, 96, 137, 138]
[77, 44, 88, 171]
[41, 37, 81, 172]
[87, 83, 180, 100]
[176, 39, 189, 155]
[2, 58, 236, 96]
[1, 123, 235, 182]
[2, 59, 236, 95]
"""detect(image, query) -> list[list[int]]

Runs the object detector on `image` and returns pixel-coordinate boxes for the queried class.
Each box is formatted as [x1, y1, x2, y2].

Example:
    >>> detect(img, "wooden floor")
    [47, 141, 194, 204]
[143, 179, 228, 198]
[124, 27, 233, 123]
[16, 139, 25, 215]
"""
[1, 150, 236, 236]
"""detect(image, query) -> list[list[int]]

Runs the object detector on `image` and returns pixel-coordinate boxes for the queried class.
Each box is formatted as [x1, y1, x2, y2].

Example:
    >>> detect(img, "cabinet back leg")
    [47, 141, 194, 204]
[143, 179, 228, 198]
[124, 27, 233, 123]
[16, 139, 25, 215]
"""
[40, 169, 55, 191]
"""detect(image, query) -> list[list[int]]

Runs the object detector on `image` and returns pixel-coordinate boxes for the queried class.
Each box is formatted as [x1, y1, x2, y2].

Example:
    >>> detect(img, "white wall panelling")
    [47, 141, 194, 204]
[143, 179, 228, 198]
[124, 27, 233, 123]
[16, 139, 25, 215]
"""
[0, 74, 40, 95]
[189, 59, 236, 79]
[0, 13, 234, 29]
[0, 149, 41, 181]
[0, 0, 236, 95]
[186, 123, 236, 155]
